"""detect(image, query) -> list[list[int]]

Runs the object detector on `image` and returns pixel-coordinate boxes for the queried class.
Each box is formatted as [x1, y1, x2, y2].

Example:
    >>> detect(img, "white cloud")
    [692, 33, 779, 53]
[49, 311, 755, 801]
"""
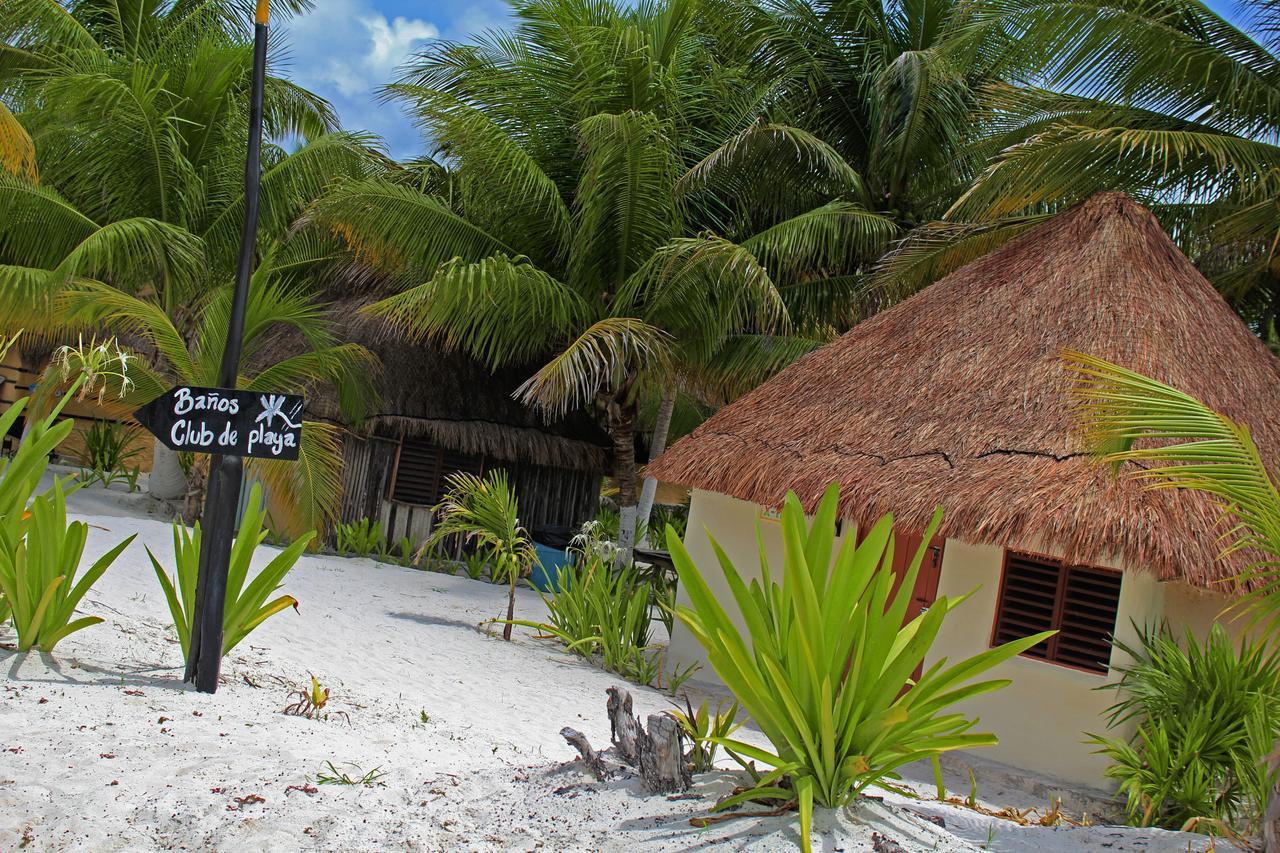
[279, 0, 439, 153]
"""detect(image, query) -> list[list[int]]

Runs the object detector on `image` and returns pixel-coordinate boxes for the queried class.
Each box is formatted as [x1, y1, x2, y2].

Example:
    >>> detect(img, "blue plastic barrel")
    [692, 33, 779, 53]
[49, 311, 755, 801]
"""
[530, 542, 570, 592]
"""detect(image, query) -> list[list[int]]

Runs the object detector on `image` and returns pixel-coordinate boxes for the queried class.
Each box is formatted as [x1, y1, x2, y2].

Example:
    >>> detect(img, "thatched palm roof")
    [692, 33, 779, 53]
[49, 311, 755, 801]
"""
[648, 193, 1280, 589]
[268, 296, 609, 472]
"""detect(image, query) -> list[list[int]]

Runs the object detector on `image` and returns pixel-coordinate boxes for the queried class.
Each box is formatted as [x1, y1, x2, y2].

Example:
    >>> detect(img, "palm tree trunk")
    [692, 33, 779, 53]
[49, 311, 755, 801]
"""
[503, 576, 516, 641]
[149, 442, 187, 502]
[637, 388, 676, 548]
[608, 402, 639, 568]
[1265, 743, 1280, 852]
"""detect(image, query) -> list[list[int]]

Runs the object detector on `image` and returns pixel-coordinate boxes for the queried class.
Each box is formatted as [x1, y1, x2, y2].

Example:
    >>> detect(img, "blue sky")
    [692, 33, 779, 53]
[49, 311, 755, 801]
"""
[277, 0, 513, 158]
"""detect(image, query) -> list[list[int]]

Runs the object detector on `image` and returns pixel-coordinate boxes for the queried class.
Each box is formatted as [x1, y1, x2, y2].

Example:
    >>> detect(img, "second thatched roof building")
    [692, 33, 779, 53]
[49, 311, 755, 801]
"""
[648, 193, 1280, 789]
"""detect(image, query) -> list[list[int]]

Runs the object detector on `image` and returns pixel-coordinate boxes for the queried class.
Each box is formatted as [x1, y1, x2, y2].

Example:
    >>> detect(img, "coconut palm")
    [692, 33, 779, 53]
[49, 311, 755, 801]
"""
[1067, 351, 1280, 849]
[314, 0, 895, 563]
[743, 0, 1025, 227]
[0, 1, 381, 533]
[425, 471, 538, 641]
[877, 0, 1280, 317]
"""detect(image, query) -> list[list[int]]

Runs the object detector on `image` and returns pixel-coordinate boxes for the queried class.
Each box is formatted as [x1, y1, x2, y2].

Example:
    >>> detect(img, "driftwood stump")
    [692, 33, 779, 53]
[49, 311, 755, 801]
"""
[638, 713, 691, 793]
[560, 727, 609, 780]
[607, 685, 643, 763]
[560, 686, 690, 794]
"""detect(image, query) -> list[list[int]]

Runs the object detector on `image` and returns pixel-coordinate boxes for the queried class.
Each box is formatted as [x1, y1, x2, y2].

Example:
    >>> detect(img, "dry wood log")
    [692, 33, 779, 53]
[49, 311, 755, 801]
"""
[562, 687, 691, 794]
[607, 685, 643, 763]
[560, 727, 609, 781]
[638, 713, 690, 794]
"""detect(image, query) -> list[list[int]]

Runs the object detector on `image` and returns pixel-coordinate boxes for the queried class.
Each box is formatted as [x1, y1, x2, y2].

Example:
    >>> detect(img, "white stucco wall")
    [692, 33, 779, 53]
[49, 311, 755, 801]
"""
[667, 488, 1229, 789]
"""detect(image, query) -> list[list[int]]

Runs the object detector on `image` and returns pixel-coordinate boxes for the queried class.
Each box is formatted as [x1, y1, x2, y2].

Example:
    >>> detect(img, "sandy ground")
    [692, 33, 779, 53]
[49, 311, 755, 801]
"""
[0, 475, 1242, 851]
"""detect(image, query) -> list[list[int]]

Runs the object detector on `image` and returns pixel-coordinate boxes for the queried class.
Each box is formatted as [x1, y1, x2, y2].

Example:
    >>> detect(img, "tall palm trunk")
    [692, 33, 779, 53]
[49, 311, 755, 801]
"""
[608, 401, 639, 568]
[637, 388, 676, 548]
[149, 442, 187, 502]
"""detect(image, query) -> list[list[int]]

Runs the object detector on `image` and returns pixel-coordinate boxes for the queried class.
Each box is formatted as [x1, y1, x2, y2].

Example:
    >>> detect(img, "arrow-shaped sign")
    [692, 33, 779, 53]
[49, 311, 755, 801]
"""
[134, 386, 304, 461]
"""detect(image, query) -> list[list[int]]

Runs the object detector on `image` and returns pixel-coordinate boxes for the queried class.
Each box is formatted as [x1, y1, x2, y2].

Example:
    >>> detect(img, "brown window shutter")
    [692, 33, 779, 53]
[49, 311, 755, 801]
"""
[993, 552, 1121, 675]
[390, 439, 444, 505]
[1055, 566, 1122, 673]
[993, 553, 1060, 662]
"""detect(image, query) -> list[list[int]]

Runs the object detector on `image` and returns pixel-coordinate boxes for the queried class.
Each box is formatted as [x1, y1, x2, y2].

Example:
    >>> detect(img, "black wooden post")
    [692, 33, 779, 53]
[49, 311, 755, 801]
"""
[184, 2, 270, 693]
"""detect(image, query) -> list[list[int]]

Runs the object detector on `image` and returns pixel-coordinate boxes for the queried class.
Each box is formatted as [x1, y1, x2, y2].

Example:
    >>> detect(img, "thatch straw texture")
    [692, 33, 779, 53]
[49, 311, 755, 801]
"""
[648, 193, 1280, 589]
[257, 296, 609, 472]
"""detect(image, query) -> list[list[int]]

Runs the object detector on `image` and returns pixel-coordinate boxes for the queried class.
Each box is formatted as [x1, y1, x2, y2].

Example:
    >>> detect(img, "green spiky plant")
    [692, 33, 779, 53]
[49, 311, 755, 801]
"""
[1067, 351, 1280, 843]
[333, 517, 387, 558]
[0, 335, 138, 650]
[509, 558, 660, 680]
[423, 471, 538, 641]
[1089, 623, 1280, 833]
[0, 477, 135, 652]
[666, 483, 1053, 852]
[146, 482, 312, 659]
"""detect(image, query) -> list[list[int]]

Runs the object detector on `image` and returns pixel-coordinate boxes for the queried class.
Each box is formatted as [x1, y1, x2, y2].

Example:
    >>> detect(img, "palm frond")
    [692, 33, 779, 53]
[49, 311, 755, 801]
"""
[0, 102, 37, 180]
[950, 123, 1280, 221]
[1065, 351, 1280, 629]
[248, 419, 343, 541]
[311, 177, 514, 281]
[202, 132, 380, 269]
[677, 120, 866, 206]
[569, 110, 680, 293]
[686, 333, 827, 405]
[871, 215, 1054, 300]
[622, 235, 790, 356]
[516, 317, 673, 416]
[245, 344, 379, 425]
[392, 85, 573, 267]
[742, 202, 897, 283]
[365, 253, 591, 370]
[58, 281, 197, 382]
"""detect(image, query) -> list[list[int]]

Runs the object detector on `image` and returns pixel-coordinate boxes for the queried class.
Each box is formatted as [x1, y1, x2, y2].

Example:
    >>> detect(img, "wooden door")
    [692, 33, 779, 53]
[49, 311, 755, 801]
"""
[888, 529, 945, 625]
[856, 525, 945, 682]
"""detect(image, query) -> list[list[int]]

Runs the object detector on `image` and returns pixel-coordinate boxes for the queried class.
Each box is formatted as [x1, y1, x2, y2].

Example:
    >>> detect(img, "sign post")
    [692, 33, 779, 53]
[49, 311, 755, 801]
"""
[140, 0, 274, 695]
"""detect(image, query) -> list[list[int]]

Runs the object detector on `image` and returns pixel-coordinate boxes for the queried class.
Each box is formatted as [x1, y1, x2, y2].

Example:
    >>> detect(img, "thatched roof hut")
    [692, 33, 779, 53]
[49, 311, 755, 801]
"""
[287, 296, 609, 473]
[648, 192, 1280, 589]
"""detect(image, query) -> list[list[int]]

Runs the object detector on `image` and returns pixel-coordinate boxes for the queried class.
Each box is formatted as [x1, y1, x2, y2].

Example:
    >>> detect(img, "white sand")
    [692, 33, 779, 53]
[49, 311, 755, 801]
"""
[0, 478, 1239, 851]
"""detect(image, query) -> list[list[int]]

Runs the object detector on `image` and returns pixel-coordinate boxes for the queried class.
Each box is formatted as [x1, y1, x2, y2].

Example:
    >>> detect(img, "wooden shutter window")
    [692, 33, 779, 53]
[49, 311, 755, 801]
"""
[992, 552, 1121, 675]
[389, 438, 488, 506]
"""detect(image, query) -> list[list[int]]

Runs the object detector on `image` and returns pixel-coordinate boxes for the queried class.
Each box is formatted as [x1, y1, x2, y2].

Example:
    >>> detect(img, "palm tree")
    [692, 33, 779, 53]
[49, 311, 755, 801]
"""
[743, 0, 1026, 228]
[877, 0, 1280, 317]
[1067, 351, 1280, 849]
[425, 471, 538, 641]
[315, 0, 895, 563]
[0, 0, 381, 534]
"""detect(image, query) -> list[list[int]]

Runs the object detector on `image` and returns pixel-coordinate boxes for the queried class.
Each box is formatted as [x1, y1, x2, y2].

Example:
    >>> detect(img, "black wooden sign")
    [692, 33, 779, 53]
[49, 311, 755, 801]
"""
[134, 387, 304, 461]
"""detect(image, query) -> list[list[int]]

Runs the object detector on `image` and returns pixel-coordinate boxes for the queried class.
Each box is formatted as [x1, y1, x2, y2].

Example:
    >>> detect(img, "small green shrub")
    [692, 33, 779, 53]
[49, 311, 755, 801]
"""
[82, 419, 142, 475]
[461, 549, 490, 580]
[668, 483, 1052, 852]
[333, 517, 387, 558]
[649, 504, 688, 542]
[1091, 623, 1280, 834]
[147, 482, 311, 659]
[511, 558, 664, 683]
[669, 698, 741, 772]
[0, 477, 135, 651]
